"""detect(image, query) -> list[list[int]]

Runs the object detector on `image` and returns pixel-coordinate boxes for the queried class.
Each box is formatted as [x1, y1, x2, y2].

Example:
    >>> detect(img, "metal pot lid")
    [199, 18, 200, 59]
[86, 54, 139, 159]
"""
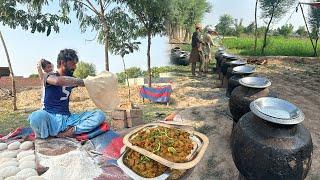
[233, 65, 255, 74]
[221, 53, 236, 58]
[239, 76, 271, 88]
[229, 59, 247, 65]
[218, 47, 226, 51]
[250, 97, 304, 125]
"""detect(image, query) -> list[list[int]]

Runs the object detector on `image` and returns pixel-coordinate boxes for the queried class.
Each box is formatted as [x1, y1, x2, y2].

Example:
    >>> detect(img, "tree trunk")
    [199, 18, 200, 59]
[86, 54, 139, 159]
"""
[299, 4, 317, 57]
[183, 29, 189, 42]
[262, 6, 275, 55]
[254, 0, 258, 54]
[104, 28, 109, 71]
[122, 57, 131, 101]
[315, 37, 319, 56]
[0, 31, 17, 111]
[147, 31, 152, 87]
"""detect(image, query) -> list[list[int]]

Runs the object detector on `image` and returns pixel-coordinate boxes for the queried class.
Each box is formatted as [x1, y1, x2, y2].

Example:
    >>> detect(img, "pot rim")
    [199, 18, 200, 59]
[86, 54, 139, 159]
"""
[250, 97, 305, 125]
[239, 76, 271, 88]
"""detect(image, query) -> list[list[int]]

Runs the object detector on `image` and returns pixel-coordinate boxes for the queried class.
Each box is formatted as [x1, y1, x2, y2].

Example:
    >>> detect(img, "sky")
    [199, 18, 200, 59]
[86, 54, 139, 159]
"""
[0, 0, 313, 77]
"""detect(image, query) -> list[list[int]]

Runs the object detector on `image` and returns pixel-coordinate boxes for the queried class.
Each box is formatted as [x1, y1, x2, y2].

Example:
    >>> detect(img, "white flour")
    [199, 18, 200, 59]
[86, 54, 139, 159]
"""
[39, 150, 102, 180]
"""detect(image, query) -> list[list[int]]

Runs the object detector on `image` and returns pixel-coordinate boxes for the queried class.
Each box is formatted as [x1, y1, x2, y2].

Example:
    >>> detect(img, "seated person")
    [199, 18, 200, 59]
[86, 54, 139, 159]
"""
[28, 49, 105, 139]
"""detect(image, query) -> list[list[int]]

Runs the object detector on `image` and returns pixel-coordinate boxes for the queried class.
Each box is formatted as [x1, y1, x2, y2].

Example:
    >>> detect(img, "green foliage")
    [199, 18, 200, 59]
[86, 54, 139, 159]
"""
[29, 74, 39, 78]
[259, 0, 296, 20]
[0, 0, 70, 35]
[223, 36, 320, 57]
[73, 61, 96, 79]
[296, 26, 308, 37]
[276, 24, 294, 37]
[233, 19, 245, 37]
[308, 1, 320, 40]
[116, 67, 144, 83]
[215, 14, 234, 36]
[244, 22, 255, 34]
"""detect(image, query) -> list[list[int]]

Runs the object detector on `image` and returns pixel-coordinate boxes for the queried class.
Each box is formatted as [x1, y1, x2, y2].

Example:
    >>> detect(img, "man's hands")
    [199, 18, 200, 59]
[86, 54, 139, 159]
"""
[47, 75, 85, 87]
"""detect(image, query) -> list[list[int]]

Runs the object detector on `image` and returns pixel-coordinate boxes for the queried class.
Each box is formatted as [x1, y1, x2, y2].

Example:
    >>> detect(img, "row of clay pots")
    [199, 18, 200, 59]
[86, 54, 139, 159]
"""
[214, 50, 313, 180]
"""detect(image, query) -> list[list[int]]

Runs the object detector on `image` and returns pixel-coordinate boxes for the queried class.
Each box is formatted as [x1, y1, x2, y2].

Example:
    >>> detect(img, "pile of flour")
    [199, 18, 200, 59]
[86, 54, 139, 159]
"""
[40, 150, 102, 179]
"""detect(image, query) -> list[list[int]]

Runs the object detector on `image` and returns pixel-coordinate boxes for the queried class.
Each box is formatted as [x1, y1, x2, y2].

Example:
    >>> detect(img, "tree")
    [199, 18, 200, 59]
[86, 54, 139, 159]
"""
[104, 7, 141, 101]
[165, 0, 212, 42]
[234, 18, 245, 37]
[73, 61, 96, 79]
[244, 22, 255, 34]
[215, 14, 234, 36]
[254, 0, 259, 53]
[277, 24, 294, 37]
[59, 0, 121, 71]
[259, 0, 296, 54]
[121, 0, 170, 87]
[296, 26, 308, 37]
[308, 1, 320, 56]
[0, 0, 69, 110]
[29, 74, 39, 78]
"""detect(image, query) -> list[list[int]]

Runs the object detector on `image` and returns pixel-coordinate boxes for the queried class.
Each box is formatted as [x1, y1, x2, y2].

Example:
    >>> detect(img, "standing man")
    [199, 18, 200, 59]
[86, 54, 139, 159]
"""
[28, 49, 106, 139]
[203, 26, 218, 74]
[189, 23, 204, 76]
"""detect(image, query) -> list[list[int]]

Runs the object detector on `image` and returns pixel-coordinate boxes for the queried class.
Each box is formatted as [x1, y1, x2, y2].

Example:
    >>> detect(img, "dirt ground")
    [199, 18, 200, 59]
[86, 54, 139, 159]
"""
[0, 57, 319, 179]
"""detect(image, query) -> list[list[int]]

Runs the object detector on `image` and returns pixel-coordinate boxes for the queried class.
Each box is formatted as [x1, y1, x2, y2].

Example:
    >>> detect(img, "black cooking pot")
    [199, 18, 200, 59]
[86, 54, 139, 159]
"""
[226, 65, 255, 98]
[231, 98, 312, 180]
[229, 76, 271, 123]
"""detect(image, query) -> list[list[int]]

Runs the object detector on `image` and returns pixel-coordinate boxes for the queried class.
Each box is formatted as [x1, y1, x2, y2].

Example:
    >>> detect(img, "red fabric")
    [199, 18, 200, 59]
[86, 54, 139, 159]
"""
[102, 137, 124, 159]
[75, 122, 110, 141]
[140, 88, 171, 98]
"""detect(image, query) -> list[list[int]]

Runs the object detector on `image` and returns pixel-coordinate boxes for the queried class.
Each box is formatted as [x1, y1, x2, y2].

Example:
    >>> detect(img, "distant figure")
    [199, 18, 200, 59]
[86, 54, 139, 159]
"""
[203, 26, 218, 74]
[29, 49, 105, 139]
[189, 23, 204, 76]
[37, 59, 53, 81]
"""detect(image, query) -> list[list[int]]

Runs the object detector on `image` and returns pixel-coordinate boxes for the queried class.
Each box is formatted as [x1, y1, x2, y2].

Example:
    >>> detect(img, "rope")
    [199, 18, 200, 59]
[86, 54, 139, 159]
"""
[284, 4, 299, 25]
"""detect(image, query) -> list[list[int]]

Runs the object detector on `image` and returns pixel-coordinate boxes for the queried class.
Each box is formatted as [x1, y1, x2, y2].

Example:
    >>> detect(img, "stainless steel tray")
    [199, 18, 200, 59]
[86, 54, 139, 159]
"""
[233, 65, 255, 74]
[250, 97, 304, 125]
[229, 59, 247, 65]
[239, 76, 271, 88]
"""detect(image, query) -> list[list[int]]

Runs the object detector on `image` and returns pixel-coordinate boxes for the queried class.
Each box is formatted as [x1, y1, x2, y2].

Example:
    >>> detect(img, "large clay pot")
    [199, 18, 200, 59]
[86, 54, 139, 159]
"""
[224, 60, 247, 89]
[229, 77, 271, 123]
[220, 55, 238, 84]
[232, 98, 313, 180]
[226, 65, 255, 98]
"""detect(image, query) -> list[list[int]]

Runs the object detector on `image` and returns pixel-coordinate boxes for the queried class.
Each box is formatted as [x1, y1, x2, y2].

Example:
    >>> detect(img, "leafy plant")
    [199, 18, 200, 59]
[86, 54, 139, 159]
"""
[73, 61, 96, 79]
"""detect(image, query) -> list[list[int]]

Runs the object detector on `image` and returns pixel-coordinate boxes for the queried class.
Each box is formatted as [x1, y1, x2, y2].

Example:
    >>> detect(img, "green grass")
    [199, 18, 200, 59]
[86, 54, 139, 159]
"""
[223, 36, 320, 57]
[180, 36, 320, 57]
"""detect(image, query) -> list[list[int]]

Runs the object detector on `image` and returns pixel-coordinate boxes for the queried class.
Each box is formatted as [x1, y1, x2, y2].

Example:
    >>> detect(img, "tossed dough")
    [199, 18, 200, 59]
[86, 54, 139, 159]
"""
[84, 71, 120, 112]
[25, 176, 46, 180]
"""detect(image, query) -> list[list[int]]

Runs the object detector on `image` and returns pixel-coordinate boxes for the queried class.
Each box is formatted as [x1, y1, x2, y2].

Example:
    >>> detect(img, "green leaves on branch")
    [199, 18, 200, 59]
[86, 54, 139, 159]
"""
[0, 0, 70, 36]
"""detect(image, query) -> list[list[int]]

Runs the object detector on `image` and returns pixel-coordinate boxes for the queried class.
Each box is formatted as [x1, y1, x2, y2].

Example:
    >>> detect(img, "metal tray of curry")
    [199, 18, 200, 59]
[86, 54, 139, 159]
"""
[123, 123, 209, 170]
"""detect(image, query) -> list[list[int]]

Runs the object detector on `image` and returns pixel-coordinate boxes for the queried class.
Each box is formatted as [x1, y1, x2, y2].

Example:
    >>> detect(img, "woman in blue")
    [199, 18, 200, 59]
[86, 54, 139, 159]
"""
[28, 49, 106, 139]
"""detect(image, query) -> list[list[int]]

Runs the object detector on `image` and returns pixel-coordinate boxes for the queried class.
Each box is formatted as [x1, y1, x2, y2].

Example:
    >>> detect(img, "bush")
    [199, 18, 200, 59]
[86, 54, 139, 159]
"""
[29, 74, 39, 78]
[73, 61, 96, 79]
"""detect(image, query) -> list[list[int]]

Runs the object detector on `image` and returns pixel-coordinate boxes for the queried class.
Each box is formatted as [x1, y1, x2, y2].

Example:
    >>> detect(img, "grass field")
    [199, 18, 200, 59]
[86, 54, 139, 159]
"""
[181, 36, 320, 57]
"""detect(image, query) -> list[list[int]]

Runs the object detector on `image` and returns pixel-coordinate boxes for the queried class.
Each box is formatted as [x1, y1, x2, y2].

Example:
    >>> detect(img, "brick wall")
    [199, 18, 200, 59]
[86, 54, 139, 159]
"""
[0, 76, 42, 89]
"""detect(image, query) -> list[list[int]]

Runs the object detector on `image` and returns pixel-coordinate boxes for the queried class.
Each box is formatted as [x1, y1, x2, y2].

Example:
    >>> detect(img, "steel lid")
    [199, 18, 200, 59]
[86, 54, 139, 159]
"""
[250, 97, 305, 125]
[233, 65, 255, 74]
[221, 53, 236, 58]
[239, 76, 271, 88]
[229, 59, 247, 65]
[218, 47, 226, 51]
